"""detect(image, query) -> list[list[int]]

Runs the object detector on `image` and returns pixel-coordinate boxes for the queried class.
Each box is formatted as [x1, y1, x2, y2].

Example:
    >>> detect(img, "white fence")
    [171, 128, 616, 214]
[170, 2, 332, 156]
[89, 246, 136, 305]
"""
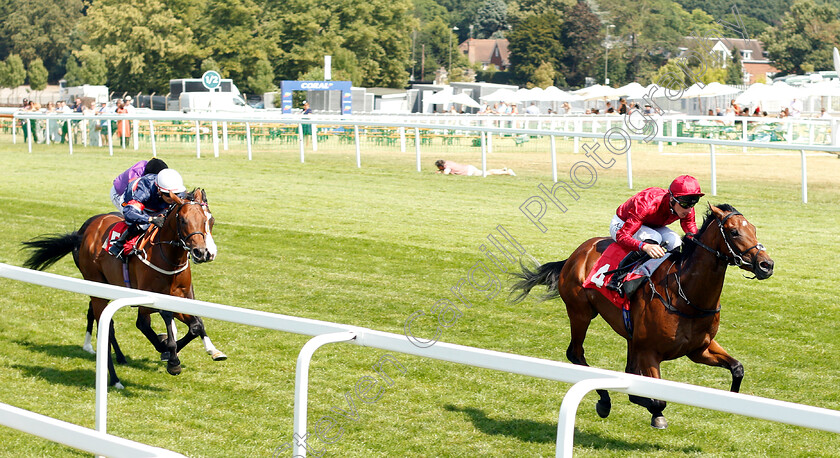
[1, 262, 839, 457]
[9, 111, 840, 204]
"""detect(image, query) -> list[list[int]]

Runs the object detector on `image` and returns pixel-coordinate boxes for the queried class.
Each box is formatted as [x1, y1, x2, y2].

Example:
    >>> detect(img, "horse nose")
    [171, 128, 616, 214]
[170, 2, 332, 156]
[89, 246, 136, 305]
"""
[192, 247, 209, 263]
[757, 259, 774, 279]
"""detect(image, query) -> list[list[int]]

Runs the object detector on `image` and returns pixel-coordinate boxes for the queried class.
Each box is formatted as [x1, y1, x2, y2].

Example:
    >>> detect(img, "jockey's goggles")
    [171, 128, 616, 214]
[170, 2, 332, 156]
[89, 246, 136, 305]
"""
[674, 195, 700, 208]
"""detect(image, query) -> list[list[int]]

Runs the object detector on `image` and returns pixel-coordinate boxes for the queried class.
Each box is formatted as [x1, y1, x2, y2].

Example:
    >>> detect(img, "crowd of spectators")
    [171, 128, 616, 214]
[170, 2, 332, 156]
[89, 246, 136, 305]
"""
[17, 95, 135, 147]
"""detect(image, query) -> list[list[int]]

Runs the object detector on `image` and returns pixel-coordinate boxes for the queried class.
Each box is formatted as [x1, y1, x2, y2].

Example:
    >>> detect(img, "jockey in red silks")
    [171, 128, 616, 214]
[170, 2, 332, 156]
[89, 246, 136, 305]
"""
[606, 175, 705, 296]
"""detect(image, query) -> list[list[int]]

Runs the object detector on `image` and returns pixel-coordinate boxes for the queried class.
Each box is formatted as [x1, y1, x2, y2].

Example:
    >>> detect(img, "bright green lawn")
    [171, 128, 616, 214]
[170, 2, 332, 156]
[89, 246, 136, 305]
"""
[0, 133, 839, 457]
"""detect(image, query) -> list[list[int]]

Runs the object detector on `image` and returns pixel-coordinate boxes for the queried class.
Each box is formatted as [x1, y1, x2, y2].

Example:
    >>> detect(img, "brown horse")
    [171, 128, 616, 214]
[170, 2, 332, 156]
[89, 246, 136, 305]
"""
[511, 204, 774, 428]
[22, 189, 225, 389]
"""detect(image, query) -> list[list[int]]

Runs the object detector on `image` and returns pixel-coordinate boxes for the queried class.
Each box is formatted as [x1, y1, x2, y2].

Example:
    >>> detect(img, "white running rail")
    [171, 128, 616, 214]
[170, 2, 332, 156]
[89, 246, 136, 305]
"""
[1, 262, 839, 457]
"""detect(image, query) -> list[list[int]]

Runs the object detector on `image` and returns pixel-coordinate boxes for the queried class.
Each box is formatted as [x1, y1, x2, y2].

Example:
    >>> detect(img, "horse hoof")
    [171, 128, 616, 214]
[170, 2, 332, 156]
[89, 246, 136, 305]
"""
[160, 351, 170, 362]
[651, 416, 668, 429]
[116, 356, 127, 365]
[210, 350, 227, 361]
[82, 343, 95, 354]
[112, 381, 125, 390]
[595, 400, 611, 418]
[167, 363, 182, 376]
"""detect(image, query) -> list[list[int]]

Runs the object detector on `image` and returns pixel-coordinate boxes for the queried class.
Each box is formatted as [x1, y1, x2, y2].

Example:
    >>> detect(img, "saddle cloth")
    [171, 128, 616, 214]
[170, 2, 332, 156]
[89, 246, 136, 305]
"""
[103, 221, 142, 255]
[582, 242, 670, 310]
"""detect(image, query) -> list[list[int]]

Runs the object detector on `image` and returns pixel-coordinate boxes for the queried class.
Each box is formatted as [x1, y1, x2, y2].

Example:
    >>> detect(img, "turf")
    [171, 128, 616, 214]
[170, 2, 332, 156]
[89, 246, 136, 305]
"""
[0, 129, 839, 457]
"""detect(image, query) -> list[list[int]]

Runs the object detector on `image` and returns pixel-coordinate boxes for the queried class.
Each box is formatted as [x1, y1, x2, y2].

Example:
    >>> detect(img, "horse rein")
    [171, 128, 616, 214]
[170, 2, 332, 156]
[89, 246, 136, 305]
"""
[647, 261, 721, 319]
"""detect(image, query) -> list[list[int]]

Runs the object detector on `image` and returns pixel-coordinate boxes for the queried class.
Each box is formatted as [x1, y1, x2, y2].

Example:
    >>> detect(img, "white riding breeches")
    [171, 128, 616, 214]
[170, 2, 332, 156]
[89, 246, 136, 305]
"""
[609, 214, 682, 251]
[110, 185, 124, 211]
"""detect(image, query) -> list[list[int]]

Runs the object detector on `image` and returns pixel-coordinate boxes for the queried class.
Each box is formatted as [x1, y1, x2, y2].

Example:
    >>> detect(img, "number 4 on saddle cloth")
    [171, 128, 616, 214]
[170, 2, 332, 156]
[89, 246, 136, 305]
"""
[583, 243, 671, 335]
[103, 221, 144, 256]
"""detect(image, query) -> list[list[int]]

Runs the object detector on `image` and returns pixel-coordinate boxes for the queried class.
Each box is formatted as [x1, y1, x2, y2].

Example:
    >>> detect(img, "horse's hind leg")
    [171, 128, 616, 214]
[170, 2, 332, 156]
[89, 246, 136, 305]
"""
[688, 339, 744, 392]
[564, 299, 612, 418]
[627, 352, 668, 429]
[83, 301, 96, 354]
[135, 309, 173, 355]
[175, 314, 227, 361]
[90, 297, 123, 388]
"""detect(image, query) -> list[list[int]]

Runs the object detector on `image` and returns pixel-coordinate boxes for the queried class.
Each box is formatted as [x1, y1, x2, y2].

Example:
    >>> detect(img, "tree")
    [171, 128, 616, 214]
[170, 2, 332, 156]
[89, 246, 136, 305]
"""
[531, 61, 556, 88]
[246, 59, 276, 94]
[760, 0, 840, 75]
[4, 55, 27, 89]
[560, 1, 602, 87]
[599, 0, 699, 83]
[74, 46, 108, 85]
[28, 58, 49, 91]
[63, 57, 82, 87]
[0, 61, 8, 88]
[193, 0, 279, 93]
[725, 51, 743, 85]
[474, 0, 508, 39]
[508, 0, 573, 25]
[262, 0, 415, 88]
[0, 0, 84, 82]
[78, 0, 202, 93]
[508, 13, 564, 86]
[201, 58, 222, 74]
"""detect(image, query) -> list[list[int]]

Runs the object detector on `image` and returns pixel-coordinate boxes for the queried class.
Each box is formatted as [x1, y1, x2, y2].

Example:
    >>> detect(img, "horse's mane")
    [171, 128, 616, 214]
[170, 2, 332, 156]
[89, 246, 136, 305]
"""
[672, 203, 738, 263]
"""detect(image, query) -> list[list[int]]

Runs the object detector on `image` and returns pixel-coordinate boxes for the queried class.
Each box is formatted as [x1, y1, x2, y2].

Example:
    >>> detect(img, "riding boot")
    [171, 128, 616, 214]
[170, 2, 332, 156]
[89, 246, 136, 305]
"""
[108, 225, 140, 259]
[606, 248, 652, 297]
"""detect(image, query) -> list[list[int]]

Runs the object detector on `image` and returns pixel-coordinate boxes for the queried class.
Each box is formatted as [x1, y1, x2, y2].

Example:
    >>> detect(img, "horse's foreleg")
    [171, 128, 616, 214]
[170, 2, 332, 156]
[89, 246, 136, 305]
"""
[159, 311, 181, 376]
[564, 302, 611, 418]
[175, 315, 227, 361]
[83, 302, 96, 354]
[109, 320, 126, 365]
[688, 339, 744, 393]
[627, 352, 668, 429]
[106, 324, 124, 390]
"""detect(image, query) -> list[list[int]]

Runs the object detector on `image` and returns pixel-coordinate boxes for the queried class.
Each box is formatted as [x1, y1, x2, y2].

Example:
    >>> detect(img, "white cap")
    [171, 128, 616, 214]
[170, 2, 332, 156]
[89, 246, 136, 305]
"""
[155, 169, 186, 193]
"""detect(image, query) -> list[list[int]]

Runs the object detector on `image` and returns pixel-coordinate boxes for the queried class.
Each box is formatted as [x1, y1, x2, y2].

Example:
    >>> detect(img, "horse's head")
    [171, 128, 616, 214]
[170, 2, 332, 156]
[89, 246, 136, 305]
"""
[709, 204, 774, 280]
[167, 188, 217, 264]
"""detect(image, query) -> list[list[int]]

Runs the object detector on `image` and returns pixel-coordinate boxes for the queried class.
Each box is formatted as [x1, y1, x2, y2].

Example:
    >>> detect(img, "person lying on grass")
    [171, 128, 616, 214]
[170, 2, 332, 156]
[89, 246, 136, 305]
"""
[434, 159, 516, 176]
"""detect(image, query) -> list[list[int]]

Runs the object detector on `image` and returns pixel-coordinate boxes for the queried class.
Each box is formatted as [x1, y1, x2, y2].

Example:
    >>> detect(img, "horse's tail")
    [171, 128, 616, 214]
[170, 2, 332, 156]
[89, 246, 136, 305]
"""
[21, 232, 83, 271]
[509, 259, 567, 303]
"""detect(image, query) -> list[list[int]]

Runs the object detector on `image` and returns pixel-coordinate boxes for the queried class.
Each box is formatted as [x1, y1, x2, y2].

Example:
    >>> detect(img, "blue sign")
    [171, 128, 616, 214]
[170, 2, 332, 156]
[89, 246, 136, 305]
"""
[279, 80, 352, 114]
[202, 71, 222, 90]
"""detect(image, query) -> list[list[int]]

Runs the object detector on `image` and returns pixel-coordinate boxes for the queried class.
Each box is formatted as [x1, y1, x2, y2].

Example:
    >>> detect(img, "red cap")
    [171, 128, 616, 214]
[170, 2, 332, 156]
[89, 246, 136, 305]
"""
[669, 175, 704, 197]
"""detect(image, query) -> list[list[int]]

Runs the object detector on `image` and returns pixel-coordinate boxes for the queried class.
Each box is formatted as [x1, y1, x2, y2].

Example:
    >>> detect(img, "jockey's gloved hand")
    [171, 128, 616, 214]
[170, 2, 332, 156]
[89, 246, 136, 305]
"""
[150, 216, 165, 228]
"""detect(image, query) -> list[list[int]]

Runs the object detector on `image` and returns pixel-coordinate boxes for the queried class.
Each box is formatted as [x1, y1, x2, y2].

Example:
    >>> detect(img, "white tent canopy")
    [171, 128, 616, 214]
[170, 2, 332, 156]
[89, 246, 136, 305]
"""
[480, 88, 521, 103]
[617, 82, 648, 99]
[425, 87, 480, 108]
[573, 84, 624, 101]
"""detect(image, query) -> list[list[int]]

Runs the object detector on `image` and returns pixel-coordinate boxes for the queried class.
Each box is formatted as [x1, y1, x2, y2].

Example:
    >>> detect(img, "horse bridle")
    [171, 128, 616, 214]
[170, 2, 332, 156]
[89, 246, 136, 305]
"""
[687, 210, 766, 268]
[649, 210, 766, 319]
[151, 200, 211, 266]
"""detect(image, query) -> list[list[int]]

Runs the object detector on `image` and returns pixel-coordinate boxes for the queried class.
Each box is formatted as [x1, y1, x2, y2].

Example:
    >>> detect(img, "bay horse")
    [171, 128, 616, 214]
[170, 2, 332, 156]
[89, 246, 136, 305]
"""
[510, 204, 774, 428]
[22, 189, 225, 389]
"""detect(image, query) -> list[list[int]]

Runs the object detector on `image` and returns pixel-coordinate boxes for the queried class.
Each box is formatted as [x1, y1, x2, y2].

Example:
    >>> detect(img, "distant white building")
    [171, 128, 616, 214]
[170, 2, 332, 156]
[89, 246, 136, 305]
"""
[681, 37, 779, 84]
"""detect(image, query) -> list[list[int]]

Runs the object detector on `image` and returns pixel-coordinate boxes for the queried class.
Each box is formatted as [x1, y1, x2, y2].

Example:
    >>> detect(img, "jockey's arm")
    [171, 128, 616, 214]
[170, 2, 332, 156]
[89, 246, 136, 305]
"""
[121, 201, 153, 227]
[615, 218, 646, 252]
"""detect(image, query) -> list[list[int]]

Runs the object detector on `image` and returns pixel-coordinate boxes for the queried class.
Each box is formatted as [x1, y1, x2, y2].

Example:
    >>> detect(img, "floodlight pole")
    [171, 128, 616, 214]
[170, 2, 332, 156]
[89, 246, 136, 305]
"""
[604, 25, 615, 85]
[449, 26, 459, 79]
